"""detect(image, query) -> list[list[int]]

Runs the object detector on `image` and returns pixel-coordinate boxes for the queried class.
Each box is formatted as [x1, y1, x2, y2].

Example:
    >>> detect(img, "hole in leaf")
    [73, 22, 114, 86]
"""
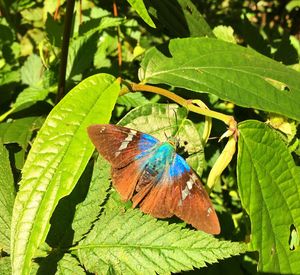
[289, 224, 299, 251]
[264, 77, 290, 92]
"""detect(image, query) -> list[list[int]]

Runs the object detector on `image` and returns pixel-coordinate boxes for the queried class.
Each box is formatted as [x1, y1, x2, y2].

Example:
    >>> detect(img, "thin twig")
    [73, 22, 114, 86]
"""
[113, 1, 122, 69]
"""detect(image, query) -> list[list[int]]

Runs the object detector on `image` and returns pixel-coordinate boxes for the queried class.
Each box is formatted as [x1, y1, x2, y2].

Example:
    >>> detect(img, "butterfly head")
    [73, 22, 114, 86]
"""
[167, 136, 180, 149]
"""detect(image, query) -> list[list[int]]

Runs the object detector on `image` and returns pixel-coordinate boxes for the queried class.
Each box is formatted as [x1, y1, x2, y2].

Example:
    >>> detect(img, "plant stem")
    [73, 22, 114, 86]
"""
[130, 83, 236, 128]
[56, 0, 76, 103]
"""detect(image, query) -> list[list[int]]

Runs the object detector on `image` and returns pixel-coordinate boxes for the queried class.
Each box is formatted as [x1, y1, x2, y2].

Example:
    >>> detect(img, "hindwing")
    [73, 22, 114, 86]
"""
[168, 155, 220, 234]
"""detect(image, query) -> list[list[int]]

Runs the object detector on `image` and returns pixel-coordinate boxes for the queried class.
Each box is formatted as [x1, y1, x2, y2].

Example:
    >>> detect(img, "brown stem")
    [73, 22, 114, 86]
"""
[56, 0, 76, 103]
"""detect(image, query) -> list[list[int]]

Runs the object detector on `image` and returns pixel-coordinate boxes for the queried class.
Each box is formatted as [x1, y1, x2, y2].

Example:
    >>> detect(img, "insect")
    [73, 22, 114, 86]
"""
[88, 124, 220, 234]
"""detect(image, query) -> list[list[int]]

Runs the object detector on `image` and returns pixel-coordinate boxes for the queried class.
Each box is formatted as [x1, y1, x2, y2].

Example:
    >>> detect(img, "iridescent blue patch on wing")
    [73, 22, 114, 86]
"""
[139, 133, 158, 149]
[135, 133, 159, 160]
[138, 142, 176, 184]
[169, 154, 191, 177]
[146, 142, 175, 171]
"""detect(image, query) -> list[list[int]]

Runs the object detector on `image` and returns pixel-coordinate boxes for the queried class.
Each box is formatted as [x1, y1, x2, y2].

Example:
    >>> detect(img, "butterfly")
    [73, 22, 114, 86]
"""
[88, 124, 220, 234]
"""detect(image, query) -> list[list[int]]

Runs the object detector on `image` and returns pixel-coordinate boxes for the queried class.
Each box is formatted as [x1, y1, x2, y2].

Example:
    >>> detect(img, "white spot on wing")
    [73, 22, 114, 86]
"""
[186, 179, 193, 190]
[207, 207, 212, 216]
[99, 127, 105, 133]
[191, 173, 198, 181]
[119, 141, 130, 151]
[186, 173, 197, 190]
[181, 186, 190, 201]
[115, 129, 137, 157]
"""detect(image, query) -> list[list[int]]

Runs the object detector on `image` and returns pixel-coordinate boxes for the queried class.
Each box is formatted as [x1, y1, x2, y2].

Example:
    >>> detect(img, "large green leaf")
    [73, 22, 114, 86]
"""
[11, 74, 120, 275]
[0, 143, 15, 253]
[78, 208, 247, 274]
[118, 103, 205, 176]
[237, 120, 300, 274]
[139, 37, 300, 121]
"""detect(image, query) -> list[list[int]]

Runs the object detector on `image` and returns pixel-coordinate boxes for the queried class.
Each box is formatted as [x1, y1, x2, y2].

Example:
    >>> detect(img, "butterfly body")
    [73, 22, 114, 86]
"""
[88, 124, 220, 234]
[137, 142, 175, 179]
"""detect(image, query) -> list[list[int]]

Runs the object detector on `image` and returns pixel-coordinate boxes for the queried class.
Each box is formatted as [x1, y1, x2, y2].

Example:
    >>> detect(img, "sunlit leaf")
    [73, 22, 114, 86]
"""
[237, 120, 300, 274]
[78, 209, 247, 274]
[11, 74, 120, 275]
[0, 144, 15, 252]
[140, 37, 300, 121]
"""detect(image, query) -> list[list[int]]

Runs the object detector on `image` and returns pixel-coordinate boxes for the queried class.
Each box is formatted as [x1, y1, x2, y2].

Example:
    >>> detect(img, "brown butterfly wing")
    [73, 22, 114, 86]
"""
[87, 124, 158, 168]
[88, 124, 159, 200]
[172, 171, 220, 234]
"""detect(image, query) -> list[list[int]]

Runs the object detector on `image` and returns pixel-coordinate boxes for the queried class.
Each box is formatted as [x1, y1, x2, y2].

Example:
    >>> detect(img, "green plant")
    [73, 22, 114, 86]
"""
[0, 0, 299, 274]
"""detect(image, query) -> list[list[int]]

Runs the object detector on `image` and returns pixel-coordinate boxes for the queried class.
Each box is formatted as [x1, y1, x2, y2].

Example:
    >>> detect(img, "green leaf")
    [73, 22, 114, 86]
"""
[71, 156, 111, 244]
[213, 25, 236, 43]
[146, 0, 214, 38]
[118, 103, 205, 176]
[0, 70, 20, 86]
[45, 163, 95, 247]
[14, 86, 49, 109]
[67, 33, 98, 80]
[0, 24, 14, 44]
[11, 74, 120, 275]
[0, 143, 15, 252]
[0, 117, 44, 170]
[67, 17, 122, 80]
[127, 0, 156, 28]
[45, 13, 63, 47]
[20, 8, 43, 22]
[237, 120, 300, 274]
[286, 0, 300, 11]
[0, 257, 11, 275]
[78, 209, 247, 274]
[20, 54, 43, 87]
[0, 117, 44, 148]
[0, 87, 49, 122]
[139, 37, 300, 121]
[56, 254, 86, 275]
[117, 92, 150, 108]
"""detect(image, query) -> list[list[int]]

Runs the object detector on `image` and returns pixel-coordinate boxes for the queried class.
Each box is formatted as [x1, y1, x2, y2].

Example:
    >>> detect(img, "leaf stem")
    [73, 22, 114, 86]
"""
[130, 83, 236, 129]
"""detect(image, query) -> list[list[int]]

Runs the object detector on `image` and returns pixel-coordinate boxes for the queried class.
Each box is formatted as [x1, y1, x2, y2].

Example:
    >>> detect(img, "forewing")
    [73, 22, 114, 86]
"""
[87, 124, 159, 168]
[169, 155, 220, 234]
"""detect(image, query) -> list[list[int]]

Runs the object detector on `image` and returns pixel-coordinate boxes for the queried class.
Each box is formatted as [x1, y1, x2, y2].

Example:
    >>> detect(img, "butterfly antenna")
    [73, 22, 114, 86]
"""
[169, 105, 181, 148]
[168, 104, 178, 137]
[165, 103, 175, 140]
